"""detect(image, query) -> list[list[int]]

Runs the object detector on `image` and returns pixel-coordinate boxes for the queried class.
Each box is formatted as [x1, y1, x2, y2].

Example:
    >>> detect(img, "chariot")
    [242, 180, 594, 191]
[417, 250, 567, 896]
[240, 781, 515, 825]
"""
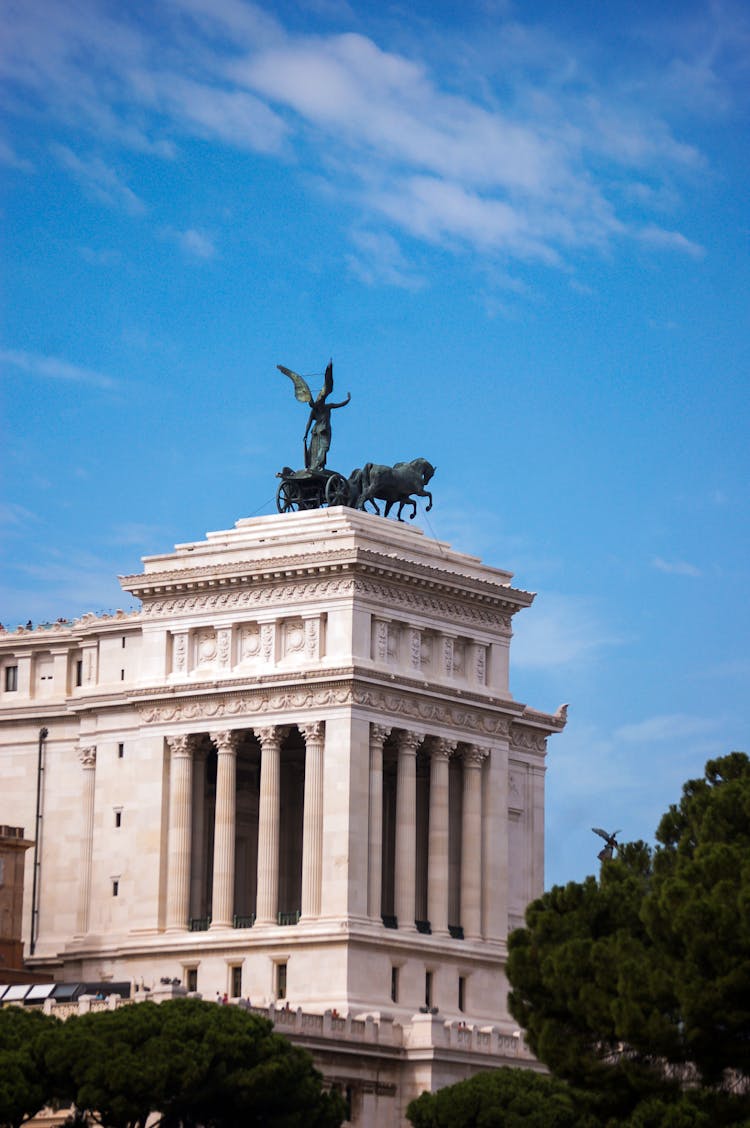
[275, 467, 352, 513]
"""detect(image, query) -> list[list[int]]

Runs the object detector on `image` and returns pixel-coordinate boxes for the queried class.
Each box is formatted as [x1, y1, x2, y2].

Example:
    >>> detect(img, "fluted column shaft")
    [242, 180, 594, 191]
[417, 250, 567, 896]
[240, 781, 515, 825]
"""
[428, 739, 455, 935]
[256, 726, 285, 925]
[76, 746, 96, 934]
[210, 731, 238, 928]
[189, 749, 207, 919]
[461, 745, 488, 940]
[166, 735, 193, 931]
[394, 730, 423, 930]
[368, 724, 391, 919]
[300, 721, 325, 919]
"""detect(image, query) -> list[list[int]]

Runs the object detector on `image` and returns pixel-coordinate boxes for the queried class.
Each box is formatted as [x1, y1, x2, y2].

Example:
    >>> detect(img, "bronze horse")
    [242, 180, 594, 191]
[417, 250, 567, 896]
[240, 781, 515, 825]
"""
[349, 458, 435, 521]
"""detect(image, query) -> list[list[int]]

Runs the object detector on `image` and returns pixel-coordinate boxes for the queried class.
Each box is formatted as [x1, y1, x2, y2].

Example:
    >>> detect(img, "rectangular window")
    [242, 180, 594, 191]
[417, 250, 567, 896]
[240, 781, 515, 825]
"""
[118, 743, 124, 759]
[5, 666, 18, 692]
[75, 659, 83, 687]
[122, 636, 126, 648]
[458, 975, 466, 1013]
[231, 965, 242, 998]
[186, 968, 198, 992]
[276, 962, 287, 1000]
[112, 879, 119, 897]
[425, 970, 433, 1009]
[120, 669, 125, 681]
[114, 810, 122, 828]
[390, 966, 399, 1003]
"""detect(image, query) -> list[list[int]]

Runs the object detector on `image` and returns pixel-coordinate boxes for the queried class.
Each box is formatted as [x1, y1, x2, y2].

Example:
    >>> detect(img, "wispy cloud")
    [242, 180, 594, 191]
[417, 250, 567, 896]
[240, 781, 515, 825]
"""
[0, 348, 116, 390]
[652, 555, 702, 578]
[51, 143, 146, 214]
[638, 224, 705, 257]
[0, 502, 38, 528]
[167, 227, 217, 259]
[614, 712, 721, 743]
[512, 593, 626, 670]
[346, 228, 424, 289]
[0, 1, 723, 275]
[0, 135, 33, 170]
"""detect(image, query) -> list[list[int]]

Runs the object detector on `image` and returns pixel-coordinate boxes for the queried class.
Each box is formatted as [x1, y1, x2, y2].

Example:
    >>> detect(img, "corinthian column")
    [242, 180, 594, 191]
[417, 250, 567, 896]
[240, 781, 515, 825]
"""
[300, 721, 325, 920]
[209, 730, 239, 929]
[394, 730, 423, 930]
[76, 745, 97, 934]
[461, 745, 489, 940]
[166, 735, 194, 931]
[255, 726, 286, 925]
[428, 738, 455, 936]
[368, 724, 391, 920]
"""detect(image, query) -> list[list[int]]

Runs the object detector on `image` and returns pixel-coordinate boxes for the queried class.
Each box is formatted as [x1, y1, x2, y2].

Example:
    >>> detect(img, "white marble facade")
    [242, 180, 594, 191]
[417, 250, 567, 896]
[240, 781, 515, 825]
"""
[0, 508, 566, 1124]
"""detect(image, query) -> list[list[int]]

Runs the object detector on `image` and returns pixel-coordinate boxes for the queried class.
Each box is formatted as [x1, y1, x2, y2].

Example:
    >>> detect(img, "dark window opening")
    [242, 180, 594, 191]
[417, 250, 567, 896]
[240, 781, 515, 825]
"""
[120, 669, 125, 681]
[4, 666, 18, 692]
[231, 965, 242, 998]
[118, 743, 124, 758]
[425, 970, 433, 1009]
[112, 880, 119, 897]
[186, 968, 198, 992]
[75, 660, 83, 687]
[390, 966, 399, 1003]
[276, 962, 287, 1000]
[115, 811, 122, 828]
[458, 975, 466, 1013]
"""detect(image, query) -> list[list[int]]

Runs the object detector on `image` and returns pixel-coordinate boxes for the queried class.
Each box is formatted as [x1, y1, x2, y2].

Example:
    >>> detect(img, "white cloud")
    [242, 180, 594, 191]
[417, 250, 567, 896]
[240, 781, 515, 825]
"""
[652, 555, 702, 577]
[0, 2, 721, 272]
[51, 143, 146, 214]
[0, 348, 116, 390]
[0, 135, 33, 170]
[170, 227, 217, 258]
[614, 713, 721, 743]
[638, 224, 705, 257]
[512, 592, 626, 670]
[346, 229, 424, 289]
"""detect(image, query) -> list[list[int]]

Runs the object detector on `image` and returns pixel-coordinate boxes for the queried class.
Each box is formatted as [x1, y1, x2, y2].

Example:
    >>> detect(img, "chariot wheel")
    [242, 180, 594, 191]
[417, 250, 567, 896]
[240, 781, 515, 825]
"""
[276, 479, 304, 513]
[325, 473, 350, 507]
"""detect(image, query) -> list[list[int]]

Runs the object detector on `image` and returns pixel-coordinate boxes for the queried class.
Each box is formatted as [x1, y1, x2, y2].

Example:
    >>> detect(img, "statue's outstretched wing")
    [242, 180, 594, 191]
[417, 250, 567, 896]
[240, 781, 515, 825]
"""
[317, 360, 333, 403]
[592, 827, 610, 841]
[278, 365, 313, 406]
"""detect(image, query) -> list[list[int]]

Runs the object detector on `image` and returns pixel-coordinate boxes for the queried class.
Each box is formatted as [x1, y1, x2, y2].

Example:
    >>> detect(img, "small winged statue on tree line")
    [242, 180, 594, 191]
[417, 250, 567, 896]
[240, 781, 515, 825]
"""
[277, 360, 351, 472]
[592, 826, 620, 862]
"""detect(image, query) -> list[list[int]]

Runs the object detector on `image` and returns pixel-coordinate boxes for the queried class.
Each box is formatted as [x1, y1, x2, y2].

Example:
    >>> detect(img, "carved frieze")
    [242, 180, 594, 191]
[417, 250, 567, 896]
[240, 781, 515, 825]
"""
[136, 679, 515, 738]
[510, 725, 548, 754]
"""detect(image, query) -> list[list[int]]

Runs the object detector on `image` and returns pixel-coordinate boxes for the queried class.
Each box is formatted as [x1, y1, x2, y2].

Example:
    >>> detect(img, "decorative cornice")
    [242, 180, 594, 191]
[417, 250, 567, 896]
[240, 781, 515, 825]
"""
[123, 547, 532, 624]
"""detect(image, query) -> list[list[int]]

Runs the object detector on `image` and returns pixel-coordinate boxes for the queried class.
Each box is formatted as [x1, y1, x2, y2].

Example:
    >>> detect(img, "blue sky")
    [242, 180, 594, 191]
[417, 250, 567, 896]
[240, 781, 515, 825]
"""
[2, 0, 749, 887]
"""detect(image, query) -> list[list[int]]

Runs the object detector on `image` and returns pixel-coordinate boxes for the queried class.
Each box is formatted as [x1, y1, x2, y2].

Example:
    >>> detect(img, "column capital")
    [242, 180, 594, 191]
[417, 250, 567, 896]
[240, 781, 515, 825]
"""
[209, 730, 239, 754]
[77, 745, 96, 768]
[397, 729, 424, 755]
[431, 737, 457, 761]
[255, 725, 289, 752]
[299, 720, 325, 744]
[463, 744, 490, 768]
[167, 734, 194, 759]
[370, 724, 392, 747]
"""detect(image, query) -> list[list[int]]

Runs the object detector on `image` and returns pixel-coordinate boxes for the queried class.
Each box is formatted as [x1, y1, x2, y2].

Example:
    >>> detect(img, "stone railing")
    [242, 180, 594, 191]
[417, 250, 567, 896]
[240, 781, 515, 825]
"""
[35, 988, 531, 1062]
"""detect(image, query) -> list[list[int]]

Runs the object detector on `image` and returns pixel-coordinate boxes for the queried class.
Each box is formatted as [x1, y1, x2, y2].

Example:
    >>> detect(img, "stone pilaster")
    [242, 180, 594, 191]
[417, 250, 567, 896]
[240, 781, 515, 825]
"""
[461, 745, 489, 940]
[255, 726, 287, 925]
[428, 738, 456, 936]
[75, 745, 96, 934]
[209, 730, 239, 928]
[300, 721, 325, 920]
[394, 729, 423, 931]
[367, 724, 391, 920]
[166, 735, 194, 932]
